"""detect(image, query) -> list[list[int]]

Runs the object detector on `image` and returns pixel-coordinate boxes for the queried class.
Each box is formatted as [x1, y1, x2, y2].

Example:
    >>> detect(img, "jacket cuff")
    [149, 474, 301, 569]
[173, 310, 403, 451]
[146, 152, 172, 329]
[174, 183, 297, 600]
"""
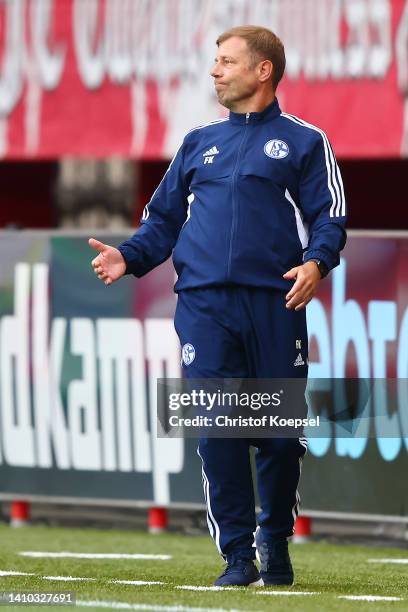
[303, 250, 334, 272]
[117, 244, 140, 276]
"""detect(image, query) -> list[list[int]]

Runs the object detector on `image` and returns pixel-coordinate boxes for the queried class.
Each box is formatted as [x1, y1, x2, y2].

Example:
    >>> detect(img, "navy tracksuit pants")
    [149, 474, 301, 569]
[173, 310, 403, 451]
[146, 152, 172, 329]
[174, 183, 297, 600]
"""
[174, 286, 308, 559]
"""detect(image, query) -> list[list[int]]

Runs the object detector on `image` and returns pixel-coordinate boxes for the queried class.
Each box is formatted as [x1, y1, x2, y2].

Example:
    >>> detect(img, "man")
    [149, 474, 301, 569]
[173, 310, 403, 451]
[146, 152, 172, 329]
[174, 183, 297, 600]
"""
[89, 26, 346, 587]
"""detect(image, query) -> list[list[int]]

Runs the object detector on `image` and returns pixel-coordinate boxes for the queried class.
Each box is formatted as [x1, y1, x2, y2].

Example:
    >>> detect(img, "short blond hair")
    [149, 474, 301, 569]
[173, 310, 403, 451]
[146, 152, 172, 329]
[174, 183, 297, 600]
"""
[216, 25, 286, 90]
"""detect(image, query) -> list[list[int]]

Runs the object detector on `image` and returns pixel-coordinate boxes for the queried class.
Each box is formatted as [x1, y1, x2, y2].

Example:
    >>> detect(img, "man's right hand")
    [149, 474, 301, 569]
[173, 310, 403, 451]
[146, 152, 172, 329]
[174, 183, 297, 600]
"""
[89, 238, 127, 286]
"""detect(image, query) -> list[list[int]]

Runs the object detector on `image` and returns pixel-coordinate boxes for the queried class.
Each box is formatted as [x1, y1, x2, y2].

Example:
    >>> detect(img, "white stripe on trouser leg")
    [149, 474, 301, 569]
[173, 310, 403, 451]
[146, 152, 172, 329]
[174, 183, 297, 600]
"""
[197, 448, 223, 555]
[202, 469, 215, 538]
[291, 456, 303, 532]
[199, 453, 215, 538]
[299, 437, 308, 451]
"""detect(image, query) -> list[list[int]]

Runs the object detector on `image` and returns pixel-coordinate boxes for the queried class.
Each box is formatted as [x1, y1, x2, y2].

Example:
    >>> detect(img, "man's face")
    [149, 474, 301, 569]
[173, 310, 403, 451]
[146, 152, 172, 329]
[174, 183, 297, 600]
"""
[211, 37, 260, 110]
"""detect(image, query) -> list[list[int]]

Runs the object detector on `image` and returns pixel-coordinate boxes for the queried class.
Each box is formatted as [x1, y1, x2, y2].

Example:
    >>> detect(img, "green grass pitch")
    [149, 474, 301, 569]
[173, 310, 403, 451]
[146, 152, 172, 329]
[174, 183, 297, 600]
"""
[0, 525, 407, 611]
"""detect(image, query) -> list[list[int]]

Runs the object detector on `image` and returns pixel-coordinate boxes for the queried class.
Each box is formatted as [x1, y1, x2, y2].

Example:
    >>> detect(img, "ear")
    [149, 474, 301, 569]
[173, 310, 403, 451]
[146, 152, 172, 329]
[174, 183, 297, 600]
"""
[258, 59, 273, 84]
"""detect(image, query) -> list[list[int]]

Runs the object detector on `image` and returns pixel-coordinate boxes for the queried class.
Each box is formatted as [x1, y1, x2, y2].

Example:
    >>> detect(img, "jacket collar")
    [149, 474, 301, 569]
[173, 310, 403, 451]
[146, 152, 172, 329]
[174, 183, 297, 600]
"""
[229, 98, 281, 125]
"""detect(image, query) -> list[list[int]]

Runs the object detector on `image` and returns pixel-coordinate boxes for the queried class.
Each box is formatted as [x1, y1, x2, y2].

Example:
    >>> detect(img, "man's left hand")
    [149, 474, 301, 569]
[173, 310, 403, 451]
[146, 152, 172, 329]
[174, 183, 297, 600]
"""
[283, 261, 322, 310]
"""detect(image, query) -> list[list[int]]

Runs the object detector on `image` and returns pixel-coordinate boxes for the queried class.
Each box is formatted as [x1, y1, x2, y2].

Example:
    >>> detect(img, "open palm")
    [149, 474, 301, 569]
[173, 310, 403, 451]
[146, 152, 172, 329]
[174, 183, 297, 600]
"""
[89, 238, 127, 286]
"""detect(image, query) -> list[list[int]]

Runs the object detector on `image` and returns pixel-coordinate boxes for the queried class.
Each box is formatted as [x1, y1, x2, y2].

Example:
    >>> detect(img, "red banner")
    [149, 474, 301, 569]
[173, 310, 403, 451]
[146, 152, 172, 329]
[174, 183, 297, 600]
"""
[1, 0, 407, 159]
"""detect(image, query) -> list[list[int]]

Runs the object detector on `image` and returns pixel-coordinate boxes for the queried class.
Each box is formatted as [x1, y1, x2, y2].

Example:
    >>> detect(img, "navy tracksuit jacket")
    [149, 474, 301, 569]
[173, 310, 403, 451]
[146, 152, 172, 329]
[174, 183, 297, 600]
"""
[118, 98, 347, 558]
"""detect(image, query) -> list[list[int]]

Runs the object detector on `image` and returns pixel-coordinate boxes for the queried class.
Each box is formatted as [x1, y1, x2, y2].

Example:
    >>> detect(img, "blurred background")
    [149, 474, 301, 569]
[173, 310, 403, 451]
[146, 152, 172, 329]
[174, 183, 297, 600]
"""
[0, 0, 407, 543]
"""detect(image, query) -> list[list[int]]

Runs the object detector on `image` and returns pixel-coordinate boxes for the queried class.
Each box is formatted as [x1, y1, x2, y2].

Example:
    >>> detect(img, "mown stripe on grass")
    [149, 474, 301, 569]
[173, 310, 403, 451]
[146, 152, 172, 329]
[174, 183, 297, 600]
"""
[76, 600, 252, 612]
[20, 552, 171, 560]
[338, 596, 403, 602]
[368, 559, 408, 564]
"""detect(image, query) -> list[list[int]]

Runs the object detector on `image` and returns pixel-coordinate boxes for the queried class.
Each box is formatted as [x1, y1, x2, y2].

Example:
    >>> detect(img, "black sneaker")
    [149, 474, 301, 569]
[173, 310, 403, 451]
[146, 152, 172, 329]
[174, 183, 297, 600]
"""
[255, 526, 294, 586]
[214, 556, 263, 587]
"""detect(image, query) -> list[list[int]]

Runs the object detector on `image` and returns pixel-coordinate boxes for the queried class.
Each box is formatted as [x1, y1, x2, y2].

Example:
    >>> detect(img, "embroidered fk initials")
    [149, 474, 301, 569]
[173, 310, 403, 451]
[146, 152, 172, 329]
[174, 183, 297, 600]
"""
[203, 146, 219, 164]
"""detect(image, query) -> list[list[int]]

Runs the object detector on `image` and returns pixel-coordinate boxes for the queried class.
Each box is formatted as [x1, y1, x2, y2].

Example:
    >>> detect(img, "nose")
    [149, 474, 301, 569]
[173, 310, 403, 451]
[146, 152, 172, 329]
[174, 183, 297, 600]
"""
[211, 61, 222, 79]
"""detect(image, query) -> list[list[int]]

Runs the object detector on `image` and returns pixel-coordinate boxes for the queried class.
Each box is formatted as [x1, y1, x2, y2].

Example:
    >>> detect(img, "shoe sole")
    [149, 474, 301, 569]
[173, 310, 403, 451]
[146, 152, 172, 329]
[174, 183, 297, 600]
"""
[249, 578, 264, 587]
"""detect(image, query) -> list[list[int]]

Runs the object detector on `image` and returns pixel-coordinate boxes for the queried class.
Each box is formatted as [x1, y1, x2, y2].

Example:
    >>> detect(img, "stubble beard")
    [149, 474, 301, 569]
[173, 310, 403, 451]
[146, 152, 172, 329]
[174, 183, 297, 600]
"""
[216, 90, 231, 110]
[215, 80, 257, 112]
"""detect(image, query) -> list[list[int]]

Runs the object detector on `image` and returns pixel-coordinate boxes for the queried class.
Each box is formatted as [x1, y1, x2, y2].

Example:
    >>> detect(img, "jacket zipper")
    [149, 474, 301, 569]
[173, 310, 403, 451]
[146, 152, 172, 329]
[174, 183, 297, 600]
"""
[227, 112, 250, 278]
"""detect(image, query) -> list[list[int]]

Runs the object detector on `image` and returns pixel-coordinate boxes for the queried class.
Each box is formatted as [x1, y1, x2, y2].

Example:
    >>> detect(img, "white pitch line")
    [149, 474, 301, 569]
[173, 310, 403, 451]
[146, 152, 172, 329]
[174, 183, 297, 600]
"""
[368, 558, 408, 565]
[338, 595, 402, 602]
[2, 571, 163, 588]
[76, 600, 249, 612]
[113, 580, 165, 586]
[256, 590, 320, 596]
[20, 552, 171, 560]
[42, 576, 97, 582]
[175, 585, 320, 595]
[0, 570, 35, 577]
[176, 586, 238, 592]
[8, 568, 401, 605]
